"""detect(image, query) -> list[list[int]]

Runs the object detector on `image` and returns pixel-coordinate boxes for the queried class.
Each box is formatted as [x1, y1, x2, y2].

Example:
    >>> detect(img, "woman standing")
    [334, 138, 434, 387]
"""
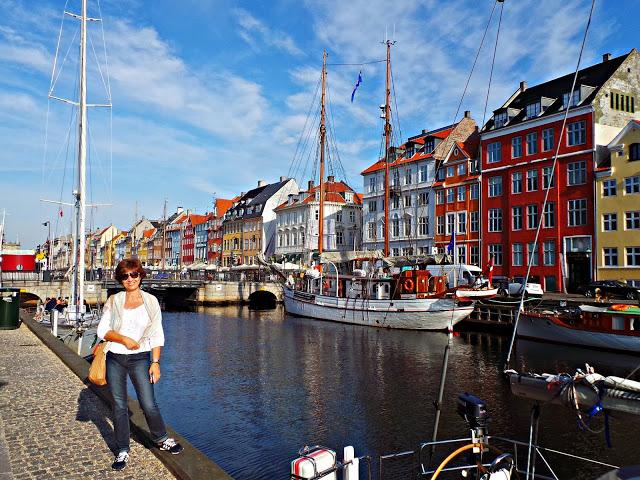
[97, 258, 183, 471]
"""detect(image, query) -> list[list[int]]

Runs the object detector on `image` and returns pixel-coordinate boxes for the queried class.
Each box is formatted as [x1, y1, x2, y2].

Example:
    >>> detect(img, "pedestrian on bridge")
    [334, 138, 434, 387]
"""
[96, 257, 183, 471]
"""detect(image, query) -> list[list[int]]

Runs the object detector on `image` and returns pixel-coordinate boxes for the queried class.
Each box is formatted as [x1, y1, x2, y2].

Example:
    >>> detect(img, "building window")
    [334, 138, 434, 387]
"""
[368, 177, 376, 193]
[488, 176, 503, 197]
[512, 137, 522, 158]
[604, 247, 618, 266]
[626, 247, 640, 266]
[437, 216, 445, 235]
[488, 209, 502, 232]
[336, 230, 344, 245]
[392, 170, 400, 187]
[392, 248, 400, 257]
[447, 166, 455, 178]
[489, 244, 503, 266]
[512, 172, 523, 194]
[567, 161, 587, 185]
[542, 166, 555, 189]
[625, 176, 640, 194]
[470, 245, 479, 265]
[418, 216, 429, 236]
[418, 192, 429, 206]
[405, 169, 412, 185]
[446, 213, 455, 235]
[404, 217, 412, 237]
[447, 188, 455, 203]
[392, 196, 400, 209]
[568, 199, 588, 226]
[543, 203, 555, 228]
[425, 139, 435, 153]
[626, 211, 640, 230]
[542, 128, 554, 151]
[610, 91, 636, 113]
[471, 211, 479, 232]
[630, 143, 640, 161]
[488, 142, 501, 163]
[391, 219, 400, 237]
[336, 211, 343, 223]
[457, 186, 466, 202]
[404, 195, 412, 208]
[512, 206, 523, 230]
[368, 200, 377, 212]
[526, 169, 538, 191]
[543, 240, 555, 266]
[470, 183, 479, 199]
[458, 163, 467, 176]
[349, 211, 355, 223]
[456, 245, 466, 265]
[603, 213, 617, 231]
[512, 243, 523, 266]
[494, 112, 508, 128]
[567, 120, 586, 146]
[315, 210, 319, 220]
[527, 243, 539, 266]
[602, 179, 617, 197]
[368, 222, 376, 239]
[562, 89, 580, 108]
[527, 204, 539, 229]
[458, 212, 467, 234]
[526, 132, 538, 155]
[419, 165, 429, 182]
[436, 190, 445, 204]
[525, 102, 541, 119]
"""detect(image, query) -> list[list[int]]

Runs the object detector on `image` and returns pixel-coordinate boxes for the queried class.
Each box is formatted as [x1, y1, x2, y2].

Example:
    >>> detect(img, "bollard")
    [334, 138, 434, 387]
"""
[344, 446, 358, 480]
[52, 310, 59, 337]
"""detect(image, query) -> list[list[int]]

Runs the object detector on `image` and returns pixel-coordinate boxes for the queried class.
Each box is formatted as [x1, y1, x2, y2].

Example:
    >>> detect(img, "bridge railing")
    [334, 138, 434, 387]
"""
[0, 272, 43, 283]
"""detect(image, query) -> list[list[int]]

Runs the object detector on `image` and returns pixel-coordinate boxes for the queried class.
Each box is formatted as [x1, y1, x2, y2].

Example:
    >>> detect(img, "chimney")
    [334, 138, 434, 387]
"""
[327, 175, 335, 183]
[308, 180, 315, 190]
[257, 180, 266, 187]
[280, 176, 287, 182]
[602, 52, 612, 62]
[464, 110, 471, 119]
[422, 129, 428, 134]
[519, 81, 527, 92]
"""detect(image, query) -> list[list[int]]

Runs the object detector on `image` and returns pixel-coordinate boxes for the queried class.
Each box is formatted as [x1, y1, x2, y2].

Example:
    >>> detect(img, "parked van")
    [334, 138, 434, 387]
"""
[424, 264, 482, 287]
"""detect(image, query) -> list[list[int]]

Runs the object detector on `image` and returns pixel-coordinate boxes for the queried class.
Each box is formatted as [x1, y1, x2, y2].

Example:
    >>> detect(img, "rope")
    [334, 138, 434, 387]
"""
[480, 0, 503, 128]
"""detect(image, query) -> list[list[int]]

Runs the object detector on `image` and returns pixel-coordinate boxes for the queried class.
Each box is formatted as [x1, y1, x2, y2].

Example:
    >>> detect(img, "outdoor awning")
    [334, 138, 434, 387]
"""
[320, 250, 385, 264]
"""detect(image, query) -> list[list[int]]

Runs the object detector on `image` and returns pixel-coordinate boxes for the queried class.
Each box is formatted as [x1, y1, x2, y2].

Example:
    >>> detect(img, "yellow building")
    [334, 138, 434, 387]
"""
[597, 120, 640, 287]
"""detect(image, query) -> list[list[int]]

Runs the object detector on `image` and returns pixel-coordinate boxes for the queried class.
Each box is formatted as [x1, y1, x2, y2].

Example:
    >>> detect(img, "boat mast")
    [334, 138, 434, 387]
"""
[75, 0, 88, 311]
[383, 40, 392, 257]
[318, 50, 327, 260]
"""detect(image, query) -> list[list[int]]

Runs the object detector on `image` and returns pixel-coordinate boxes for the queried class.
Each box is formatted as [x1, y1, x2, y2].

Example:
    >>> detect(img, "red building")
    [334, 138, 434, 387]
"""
[480, 50, 640, 292]
[207, 198, 234, 265]
[181, 214, 208, 265]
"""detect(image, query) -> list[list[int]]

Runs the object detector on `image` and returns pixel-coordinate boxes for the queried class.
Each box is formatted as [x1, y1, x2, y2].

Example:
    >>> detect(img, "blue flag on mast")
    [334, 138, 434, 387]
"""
[350, 70, 363, 102]
[447, 222, 455, 254]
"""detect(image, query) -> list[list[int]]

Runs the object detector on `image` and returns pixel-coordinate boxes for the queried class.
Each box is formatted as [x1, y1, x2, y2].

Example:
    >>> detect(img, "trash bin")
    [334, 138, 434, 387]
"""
[0, 288, 21, 330]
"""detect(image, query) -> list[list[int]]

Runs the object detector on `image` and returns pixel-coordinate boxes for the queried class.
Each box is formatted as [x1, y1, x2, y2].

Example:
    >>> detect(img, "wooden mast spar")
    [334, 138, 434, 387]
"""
[318, 51, 327, 267]
[383, 40, 392, 257]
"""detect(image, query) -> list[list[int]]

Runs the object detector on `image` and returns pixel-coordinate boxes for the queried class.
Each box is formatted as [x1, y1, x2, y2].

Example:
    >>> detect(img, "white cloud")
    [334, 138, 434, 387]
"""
[234, 8, 304, 57]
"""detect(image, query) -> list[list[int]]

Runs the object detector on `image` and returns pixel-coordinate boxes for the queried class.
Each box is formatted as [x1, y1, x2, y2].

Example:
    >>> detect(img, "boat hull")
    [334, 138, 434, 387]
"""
[517, 314, 640, 353]
[283, 287, 473, 330]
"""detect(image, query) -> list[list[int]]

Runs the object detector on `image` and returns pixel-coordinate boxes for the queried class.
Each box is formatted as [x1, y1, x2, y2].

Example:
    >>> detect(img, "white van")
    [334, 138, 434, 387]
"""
[424, 264, 482, 287]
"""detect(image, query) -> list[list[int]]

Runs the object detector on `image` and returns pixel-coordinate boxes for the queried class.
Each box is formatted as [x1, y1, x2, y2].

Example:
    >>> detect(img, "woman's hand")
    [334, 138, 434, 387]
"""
[149, 362, 161, 384]
[122, 336, 140, 350]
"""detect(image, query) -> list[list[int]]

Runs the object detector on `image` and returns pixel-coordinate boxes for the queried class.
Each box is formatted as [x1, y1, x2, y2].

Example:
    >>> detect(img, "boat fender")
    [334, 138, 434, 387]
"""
[403, 278, 414, 292]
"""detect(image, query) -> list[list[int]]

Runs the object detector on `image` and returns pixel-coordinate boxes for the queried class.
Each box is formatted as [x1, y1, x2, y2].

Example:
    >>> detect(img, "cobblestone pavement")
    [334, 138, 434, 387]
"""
[0, 325, 175, 480]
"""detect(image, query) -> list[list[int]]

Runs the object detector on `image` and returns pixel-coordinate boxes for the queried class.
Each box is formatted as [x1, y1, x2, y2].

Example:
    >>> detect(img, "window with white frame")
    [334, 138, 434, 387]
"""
[436, 190, 445, 204]
[471, 211, 479, 232]
[543, 166, 555, 189]
[543, 203, 555, 228]
[458, 163, 467, 176]
[512, 206, 523, 230]
[368, 222, 376, 239]
[488, 142, 501, 163]
[567, 120, 586, 146]
[425, 139, 435, 153]
[626, 247, 640, 266]
[562, 89, 580, 108]
[568, 199, 588, 226]
[494, 112, 508, 128]
[405, 168, 412, 185]
[336, 230, 344, 245]
[604, 247, 618, 266]
[542, 128, 554, 151]
[392, 170, 400, 187]
[336, 211, 343, 223]
[527, 169, 538, 191]
[419, 165, 429, 182]
[489, 244, 503, 265]
[602, 179, 617, 197]
[470, 245, 479, 265]
[526, 132, 538, 155]
[392, 248, 400, 257]
[437, 216, 445, 235]
[512, 172, 523, 194]
[512, 137, 522, 158]
[567, 161, 587, 185]
[349, 210, 355, 223]
[526, 102, 541, 119]
[447, 166, 455, 178]
[489, 209, 502, 232]
[625, 176, 640, 194]
[603, 213, 617, 231]
[488, 176, 503, 197]
[404, 217, 412, 236]
[457, 186, 466, 202]
[418, 216, 429, 236]
[458, 211, 467, 234]
[543, 240, 555, 266]
[447, 188, 455, 203]
[470, 183, 479, 199]
[456, 245, 466, 265]
[404, 195, 412, 208]
[512, 243, 523, 266]
[391, 218, 400, 237]
[626, 211, 640, 230]
[418, 192, 429, 206]
[368, 177, 376, 193]
[527, 204, 539, 229]
[446, 213, 455, 235]
[368, 200, 377, 212]
[392, 196, 400, 209]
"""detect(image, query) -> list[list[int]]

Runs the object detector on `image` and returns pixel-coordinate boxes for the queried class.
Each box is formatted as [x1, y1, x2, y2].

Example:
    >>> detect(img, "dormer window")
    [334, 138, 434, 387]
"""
[424, 139, 435, 153]
[494, 111, 508, 128]
[525, 102, 541, 119]
[562, 90, 580, 108]
[345, 191, 354, 202]
[405, 146, 415, 158]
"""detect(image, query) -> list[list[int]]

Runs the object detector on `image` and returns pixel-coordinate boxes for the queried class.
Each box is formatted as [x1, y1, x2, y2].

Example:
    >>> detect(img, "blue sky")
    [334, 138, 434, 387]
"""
[0, 0, 637, 248]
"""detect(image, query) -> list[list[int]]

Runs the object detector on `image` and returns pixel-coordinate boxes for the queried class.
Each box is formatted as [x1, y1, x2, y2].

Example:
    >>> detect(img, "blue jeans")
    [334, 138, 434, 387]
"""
[106, 351, 168, 453]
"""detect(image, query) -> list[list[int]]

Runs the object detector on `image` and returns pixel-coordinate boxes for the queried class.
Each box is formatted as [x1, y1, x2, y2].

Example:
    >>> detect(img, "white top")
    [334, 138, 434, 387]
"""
[97, 304, 165, 354]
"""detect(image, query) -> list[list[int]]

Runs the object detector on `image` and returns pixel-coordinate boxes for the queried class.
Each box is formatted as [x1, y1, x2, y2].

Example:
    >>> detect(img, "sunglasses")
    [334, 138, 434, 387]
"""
[121, 272, 141, 280]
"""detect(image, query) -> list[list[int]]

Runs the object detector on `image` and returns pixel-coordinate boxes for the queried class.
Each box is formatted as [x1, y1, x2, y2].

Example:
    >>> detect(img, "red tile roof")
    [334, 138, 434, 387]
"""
[143, 228, 156, 239]
[360, 152, 434, 174]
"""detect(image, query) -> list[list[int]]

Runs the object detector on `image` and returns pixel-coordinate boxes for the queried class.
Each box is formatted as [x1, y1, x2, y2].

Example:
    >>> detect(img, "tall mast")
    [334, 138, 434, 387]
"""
[318, 50, 327, 258]
[162, 198, 167, 269]
[383, 40, 393, 257]
[75, 0, 88, 311]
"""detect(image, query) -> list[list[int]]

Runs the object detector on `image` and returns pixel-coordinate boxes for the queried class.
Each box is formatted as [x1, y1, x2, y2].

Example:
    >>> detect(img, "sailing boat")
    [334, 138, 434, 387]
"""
[281, 46, 473, 331]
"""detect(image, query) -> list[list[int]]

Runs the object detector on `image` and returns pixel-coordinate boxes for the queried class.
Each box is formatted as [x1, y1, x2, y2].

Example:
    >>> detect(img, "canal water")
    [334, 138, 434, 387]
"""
[148, 306, 640, 479]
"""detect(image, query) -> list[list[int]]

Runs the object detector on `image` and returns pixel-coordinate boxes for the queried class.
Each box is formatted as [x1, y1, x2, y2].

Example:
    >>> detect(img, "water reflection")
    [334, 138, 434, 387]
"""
[152, 306, 640, 479]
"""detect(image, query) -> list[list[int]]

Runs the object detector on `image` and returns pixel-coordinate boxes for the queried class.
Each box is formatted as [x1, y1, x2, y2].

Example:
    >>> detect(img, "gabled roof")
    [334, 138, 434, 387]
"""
[142, 228, 156, 239]
[607, 118, 640, 148]
[484, 50, 632, 131]
[226, 179, 294, 219]
[274, 180, 362, 211]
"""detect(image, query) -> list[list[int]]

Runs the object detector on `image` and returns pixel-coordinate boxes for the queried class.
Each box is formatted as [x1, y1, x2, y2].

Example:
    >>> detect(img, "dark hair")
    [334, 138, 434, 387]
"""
[115, 258, 147, 284]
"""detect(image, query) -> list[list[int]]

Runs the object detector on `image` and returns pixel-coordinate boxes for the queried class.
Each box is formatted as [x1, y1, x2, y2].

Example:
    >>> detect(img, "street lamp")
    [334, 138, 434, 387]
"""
[42, 221, 51, 271]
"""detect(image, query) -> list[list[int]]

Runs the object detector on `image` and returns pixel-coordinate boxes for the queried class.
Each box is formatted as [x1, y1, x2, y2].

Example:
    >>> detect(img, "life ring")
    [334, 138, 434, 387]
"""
[611, 304, 632, 311]
[403, 278, 415, 291]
